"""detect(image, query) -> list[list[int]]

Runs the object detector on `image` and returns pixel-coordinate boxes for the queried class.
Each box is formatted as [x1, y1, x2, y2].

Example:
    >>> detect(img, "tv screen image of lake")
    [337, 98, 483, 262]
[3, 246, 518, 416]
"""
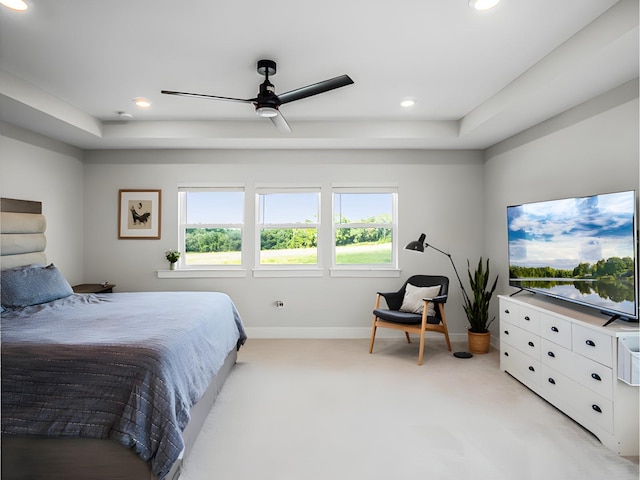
[507, 190, 637, 320]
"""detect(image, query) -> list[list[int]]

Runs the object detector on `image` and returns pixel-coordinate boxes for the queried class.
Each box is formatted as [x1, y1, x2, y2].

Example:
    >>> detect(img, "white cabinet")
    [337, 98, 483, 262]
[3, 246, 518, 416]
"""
[499, 294, 640, 456]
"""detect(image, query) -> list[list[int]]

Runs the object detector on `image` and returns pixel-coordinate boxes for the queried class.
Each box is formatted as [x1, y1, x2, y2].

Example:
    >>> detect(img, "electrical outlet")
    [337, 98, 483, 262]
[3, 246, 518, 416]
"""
[274, 300, 284, 308]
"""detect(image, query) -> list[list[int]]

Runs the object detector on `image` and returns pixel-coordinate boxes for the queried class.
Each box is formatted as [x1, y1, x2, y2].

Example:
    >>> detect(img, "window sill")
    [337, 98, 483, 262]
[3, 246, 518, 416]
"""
[156, 267, 401, 279]
[157, 269, 248, 278]
[330, 268, 401, 278]
[252, 268, 323, 278]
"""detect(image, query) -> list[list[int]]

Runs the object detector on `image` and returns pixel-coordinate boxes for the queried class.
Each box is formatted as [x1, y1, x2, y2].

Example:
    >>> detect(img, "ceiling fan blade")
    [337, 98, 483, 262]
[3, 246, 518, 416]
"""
[269, 111, 292, 133]
[161, 90, 255, 104]
[277, 74, 354, 105]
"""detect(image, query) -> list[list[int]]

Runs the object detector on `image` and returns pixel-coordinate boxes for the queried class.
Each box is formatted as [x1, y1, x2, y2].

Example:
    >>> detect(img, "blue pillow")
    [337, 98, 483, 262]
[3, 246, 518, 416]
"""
[1, 263, 74, 308]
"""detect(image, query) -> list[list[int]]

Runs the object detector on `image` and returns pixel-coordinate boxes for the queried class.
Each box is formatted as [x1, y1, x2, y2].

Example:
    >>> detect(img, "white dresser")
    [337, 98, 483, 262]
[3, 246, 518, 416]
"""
[499, 294, 640, 456]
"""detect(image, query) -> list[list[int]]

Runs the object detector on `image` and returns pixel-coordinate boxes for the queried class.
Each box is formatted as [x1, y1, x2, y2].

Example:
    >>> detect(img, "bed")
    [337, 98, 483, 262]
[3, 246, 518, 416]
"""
[0, 198, 247, 480]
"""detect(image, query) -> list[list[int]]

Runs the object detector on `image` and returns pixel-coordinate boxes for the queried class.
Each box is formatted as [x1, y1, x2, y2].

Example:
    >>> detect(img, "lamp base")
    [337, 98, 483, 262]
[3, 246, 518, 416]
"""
[453, 351, 473, 359]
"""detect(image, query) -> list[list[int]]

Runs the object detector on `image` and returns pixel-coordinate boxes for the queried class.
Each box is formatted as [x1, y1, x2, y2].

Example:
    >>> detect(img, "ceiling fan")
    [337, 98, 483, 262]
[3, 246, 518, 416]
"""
[161, 59, 354, 133]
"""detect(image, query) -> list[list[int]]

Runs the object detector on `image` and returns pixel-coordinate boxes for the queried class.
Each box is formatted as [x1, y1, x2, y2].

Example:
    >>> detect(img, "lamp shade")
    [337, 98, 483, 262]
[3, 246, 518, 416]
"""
[405, 233, 426, 252]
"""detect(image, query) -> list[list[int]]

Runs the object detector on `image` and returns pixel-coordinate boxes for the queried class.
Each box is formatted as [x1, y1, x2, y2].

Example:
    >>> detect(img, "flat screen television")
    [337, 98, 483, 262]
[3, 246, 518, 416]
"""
[507, 190, 638, 322]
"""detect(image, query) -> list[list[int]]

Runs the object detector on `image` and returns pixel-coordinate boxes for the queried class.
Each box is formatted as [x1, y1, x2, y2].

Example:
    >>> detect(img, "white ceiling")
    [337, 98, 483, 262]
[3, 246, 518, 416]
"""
[0, 0, 637, 150]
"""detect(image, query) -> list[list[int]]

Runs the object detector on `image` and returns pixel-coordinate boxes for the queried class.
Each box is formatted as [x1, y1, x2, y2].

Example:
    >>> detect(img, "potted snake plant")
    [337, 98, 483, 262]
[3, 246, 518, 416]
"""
[462, 257, 498, 354]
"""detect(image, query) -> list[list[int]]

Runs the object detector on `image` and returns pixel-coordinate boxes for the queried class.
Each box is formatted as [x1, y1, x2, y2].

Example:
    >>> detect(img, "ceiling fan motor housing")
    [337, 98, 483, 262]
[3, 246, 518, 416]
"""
[256, 81, 280, 108]
[255, 60, 281, 112]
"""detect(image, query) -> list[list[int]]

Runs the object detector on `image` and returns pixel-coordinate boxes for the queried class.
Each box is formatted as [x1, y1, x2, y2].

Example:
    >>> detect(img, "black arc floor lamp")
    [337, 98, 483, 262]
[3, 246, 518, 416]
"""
[405, 233, 473, 358]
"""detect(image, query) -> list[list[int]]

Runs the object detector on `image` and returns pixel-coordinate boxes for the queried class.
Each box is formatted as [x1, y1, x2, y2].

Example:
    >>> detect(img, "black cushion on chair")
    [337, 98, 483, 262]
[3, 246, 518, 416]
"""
[372, 309, 441, 325]
[374, 275, 449, 325]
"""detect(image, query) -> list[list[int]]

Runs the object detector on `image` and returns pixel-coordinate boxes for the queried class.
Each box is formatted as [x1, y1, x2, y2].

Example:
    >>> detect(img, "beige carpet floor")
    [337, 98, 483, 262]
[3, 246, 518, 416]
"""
[180, 338, 639, 480]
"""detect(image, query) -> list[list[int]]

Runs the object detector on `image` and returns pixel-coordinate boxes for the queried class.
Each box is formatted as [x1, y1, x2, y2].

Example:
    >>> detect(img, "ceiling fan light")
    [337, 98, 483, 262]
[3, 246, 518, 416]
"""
[256, 106, 278, 118]
[0, 0, 28, 11]
[469, 0, 500, 10]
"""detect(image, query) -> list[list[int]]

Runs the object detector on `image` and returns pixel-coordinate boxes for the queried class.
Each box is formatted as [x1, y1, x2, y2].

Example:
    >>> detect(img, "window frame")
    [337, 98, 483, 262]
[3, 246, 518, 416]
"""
[178, 186, 246, 271]
[254, 186, 322, 273]
[330, 186, 399, 273]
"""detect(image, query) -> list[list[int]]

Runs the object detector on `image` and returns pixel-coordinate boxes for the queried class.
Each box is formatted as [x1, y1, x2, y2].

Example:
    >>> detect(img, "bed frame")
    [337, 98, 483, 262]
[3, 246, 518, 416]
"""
[1, 198, 238, 480]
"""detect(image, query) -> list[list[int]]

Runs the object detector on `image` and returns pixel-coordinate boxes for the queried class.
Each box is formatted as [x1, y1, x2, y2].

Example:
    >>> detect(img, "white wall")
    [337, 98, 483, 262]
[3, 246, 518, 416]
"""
[483, 84, 639, 335]
[0, 123, 84, 284]
[81, 149, 485, 338]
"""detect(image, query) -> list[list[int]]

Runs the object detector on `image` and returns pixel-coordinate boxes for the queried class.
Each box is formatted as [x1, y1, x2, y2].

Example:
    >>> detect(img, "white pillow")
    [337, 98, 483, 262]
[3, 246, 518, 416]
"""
[399, 283, 441, 316]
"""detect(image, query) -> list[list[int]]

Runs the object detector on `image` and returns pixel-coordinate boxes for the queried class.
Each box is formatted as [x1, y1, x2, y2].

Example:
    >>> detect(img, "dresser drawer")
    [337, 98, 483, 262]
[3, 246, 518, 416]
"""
[541, 365, 613, 434]
[501, 343, 541, 387]
[517, 306, 541, 335]
[541, 338, 573, 376]
[500, 318, 519, 347]
[500, 341, 516, 373]
[541, 338, 613, 400]
[572, 324, 614, 367]
[570, 354, 613, 400]
[499, 298, 520, 326]
[539, 313, 571, 349]
[505, 323, 540, 360]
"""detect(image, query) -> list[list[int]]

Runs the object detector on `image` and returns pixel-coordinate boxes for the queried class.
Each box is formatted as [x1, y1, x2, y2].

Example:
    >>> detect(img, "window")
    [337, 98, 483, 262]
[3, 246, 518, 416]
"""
[257, 189, 320, 266]
[333, 189, 397, 267]
[169, 185, 399, 278]
[179, 188, 244, 267]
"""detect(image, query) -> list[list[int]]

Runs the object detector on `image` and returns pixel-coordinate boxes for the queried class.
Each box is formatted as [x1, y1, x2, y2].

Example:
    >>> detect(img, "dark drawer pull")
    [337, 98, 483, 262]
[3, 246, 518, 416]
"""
[547, 351, 555, 358]
[528, 366, 535, 372]
[504, 330, 510, 335]
[524, 316, 531, 321]
[504, 351, 509, 357]
[504, 309, 510, 314]
[548, 378, 556, 385]
[592, 404, 602, 413]
[586, 340, 596, 347]
[528, 341, 535, 347]
[551, 326, 559, 332]
[591, 373, 601, 381]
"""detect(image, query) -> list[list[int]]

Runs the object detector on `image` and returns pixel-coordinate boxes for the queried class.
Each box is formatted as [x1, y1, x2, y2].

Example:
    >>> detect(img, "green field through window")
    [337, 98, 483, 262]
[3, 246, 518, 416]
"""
[185, 242, 392, 265]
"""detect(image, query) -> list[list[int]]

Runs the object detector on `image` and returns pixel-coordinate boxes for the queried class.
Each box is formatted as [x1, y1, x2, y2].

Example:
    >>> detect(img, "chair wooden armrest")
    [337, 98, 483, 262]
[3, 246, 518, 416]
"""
[424, 294, 448, 303]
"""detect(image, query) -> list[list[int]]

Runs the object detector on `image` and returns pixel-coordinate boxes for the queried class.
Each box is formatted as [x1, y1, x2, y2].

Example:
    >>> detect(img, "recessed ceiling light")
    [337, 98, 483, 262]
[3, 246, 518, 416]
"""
[133, 97, 151, 108]
[400, 99, 415, 108]
[0, 0, 28, 11]
[469, 0, 500, 11]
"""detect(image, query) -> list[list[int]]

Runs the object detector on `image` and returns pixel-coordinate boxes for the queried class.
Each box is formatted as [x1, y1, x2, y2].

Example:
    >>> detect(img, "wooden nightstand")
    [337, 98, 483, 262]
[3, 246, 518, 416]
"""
[72, 283, 116, 294]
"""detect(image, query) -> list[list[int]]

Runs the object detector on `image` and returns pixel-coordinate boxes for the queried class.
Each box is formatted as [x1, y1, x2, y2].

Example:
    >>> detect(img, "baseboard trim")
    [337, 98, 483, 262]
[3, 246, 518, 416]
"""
[244, 327, 487, 344]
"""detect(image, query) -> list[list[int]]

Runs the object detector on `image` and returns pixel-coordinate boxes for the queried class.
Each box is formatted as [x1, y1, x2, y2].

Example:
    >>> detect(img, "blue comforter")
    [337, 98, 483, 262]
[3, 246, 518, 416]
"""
[1, 291, 247, 479]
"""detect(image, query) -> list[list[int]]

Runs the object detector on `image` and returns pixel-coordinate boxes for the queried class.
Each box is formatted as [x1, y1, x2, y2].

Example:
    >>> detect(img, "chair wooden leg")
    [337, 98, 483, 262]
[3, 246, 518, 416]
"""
[369, 318, 377, 354]
[439, 304, 452, 352]
[405, 332, 411, 343]
[418, 330, 425, 365]
[443, 328, 452, 351]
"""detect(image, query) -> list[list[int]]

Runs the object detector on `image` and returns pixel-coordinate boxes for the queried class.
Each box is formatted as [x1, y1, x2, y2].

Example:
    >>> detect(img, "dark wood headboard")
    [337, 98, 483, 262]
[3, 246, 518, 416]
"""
[0, 198, 42, 214]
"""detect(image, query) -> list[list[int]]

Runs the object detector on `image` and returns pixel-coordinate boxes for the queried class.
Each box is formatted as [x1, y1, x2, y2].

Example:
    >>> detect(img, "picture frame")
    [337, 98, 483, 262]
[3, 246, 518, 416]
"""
[118, 189, 161, 239]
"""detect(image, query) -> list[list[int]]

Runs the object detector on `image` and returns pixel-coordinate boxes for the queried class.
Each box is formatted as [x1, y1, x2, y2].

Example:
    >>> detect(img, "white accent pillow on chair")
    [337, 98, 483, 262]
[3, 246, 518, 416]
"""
[399, 283, 440, 316]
